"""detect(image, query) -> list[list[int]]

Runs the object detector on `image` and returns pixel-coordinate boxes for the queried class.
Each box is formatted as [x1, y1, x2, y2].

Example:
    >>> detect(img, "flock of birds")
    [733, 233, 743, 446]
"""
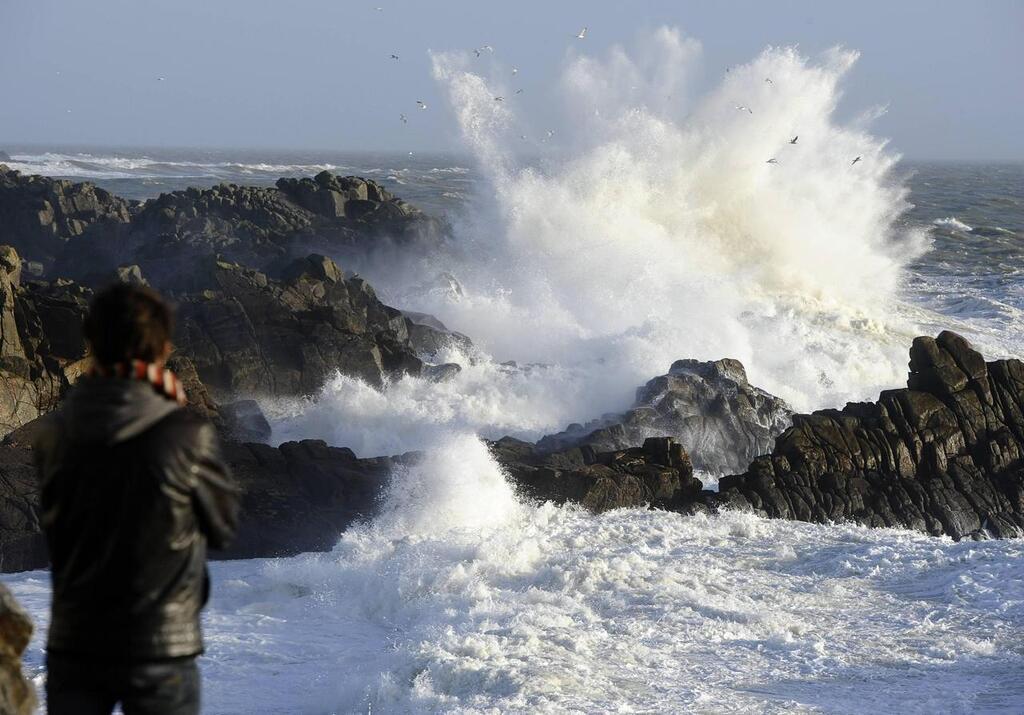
[386, 21, 590, 149]
[736, 81, 863, 167]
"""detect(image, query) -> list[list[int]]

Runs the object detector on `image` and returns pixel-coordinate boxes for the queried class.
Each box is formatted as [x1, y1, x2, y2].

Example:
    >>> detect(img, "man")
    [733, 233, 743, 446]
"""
[33, 283, 240, 715]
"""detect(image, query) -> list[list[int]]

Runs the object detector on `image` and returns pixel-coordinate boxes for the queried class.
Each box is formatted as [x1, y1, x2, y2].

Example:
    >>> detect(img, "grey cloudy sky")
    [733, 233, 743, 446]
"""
[1, 0, 1021, 160]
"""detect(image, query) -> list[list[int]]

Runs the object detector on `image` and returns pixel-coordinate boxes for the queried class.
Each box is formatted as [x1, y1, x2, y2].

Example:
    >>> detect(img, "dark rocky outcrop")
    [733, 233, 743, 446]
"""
[538, 358, 793, 474]
[0, 165, 132, 271]
[174, 255, 422, 397]
[45, 171, 445, 292]
[714, 332, 1024, 539]
[0, 424, 402, 571]
[0, 584, 36, 715]
[495, 435, 703, 513]
[402, 311, 474, 358]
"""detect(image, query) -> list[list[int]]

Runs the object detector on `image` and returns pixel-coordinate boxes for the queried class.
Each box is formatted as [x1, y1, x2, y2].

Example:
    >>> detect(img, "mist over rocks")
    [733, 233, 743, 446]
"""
[713, 332, 1024, 539]
[538, 357, 793, 474]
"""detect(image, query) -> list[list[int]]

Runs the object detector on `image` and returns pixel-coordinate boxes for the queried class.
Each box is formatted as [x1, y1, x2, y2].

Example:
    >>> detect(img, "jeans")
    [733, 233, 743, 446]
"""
[45, 653, 200, 715]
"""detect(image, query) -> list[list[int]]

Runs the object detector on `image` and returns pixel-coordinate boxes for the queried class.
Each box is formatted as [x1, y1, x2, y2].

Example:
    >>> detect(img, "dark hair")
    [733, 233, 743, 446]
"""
[84, 284, 174, 366]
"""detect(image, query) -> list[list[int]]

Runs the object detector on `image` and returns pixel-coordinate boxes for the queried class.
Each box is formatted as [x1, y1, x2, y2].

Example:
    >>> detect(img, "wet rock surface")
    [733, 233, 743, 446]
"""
[0, 584, 36, 715]
[538, 358, 793, 474]
[713, 332, 1024, 539]
[494, 436, 703, 513]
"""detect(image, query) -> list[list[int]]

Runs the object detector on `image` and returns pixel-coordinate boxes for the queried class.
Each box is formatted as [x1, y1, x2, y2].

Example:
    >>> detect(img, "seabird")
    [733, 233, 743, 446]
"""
[765, 77, 773, 84]
[766, 158, 779, 164]
[390, 54, 399, 60]
[735, 105, 753, 114]
[576, 27, 587, 39]
[789, 136, 798, 144]
[515, 89, 523, 94]
[400, 113, 407, 124]
[416, 100, 427, 110]
[157, 77, 165, 81]
[851, 156, 861, 165]
[494, 96, 504, 102]
[520, 134, 527, 140]
[545, 129, 555, 138]
[512, 67, 518, 75]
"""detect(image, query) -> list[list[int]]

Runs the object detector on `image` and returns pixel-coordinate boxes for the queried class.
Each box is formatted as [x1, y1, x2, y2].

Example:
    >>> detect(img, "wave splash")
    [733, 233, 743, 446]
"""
[393, 29, 929, 413]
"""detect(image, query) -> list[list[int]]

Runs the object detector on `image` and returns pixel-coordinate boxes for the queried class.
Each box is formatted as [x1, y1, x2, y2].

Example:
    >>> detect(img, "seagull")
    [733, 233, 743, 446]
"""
[494, 96, 504, 102]
[735, 105, 753, 114]
[766, 158, 779, 164]
[474, 45, 494, 57]
[765, 77, 773, 85]
[157, 77, 165, 81]
[851, 156, 861, 165]
[545, 129, 555, 138]
[390, 54, 399, 60]
[416, 100, 427, 110]
[789, 135, 798, 144]
[512, 67, 518, 75]
[576, 27, 587, 39]
[520, 134, 527, 140]
[408, 151, 414, 156]
[515, 89, 524, 95]
[400, 113, 407, 124]
[375, 6, 384, 11]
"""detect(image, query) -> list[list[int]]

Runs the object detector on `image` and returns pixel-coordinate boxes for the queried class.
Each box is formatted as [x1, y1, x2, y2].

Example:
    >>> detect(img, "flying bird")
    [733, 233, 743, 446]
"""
[515, 89, 523, 94]
[765, 77, 773, 84]
[512, 67, 518, 75]
[576, 27, 587, 39]
[375, 6, 383, 10]
[400, 113, 407, 124]
[520, 134, 527, 140]
[852, 156, 862, 165]
[157, 77, 165, 81]
[494, 96, 504, 102]
[416, 100, 427, 110]
[789, 136, 798, 144]
[390, 54, 399, 60]
[735, 105, 753, 114]
[766, 158, 779, 164]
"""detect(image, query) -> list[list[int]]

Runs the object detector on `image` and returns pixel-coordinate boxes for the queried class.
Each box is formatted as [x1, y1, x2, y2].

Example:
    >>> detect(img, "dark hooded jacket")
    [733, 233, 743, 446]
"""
[34, 377, 240, 661]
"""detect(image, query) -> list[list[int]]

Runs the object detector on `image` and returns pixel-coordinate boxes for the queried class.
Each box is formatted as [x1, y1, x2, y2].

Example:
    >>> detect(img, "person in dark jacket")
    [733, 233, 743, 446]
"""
[33, 283, 240, 715]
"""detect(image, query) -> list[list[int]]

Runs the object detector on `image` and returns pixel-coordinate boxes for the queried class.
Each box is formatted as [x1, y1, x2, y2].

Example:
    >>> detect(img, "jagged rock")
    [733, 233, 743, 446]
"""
[422, 363, 462, 383]
[44, 172, 446, 292]
[495, 436, 703, 512]
[0, 427, 402, 571]
[174, 255, 422, 398]
[715, 332, 1024, 539]
[0, 166, 131, 271]
[0, 584, 36, 715]
[220, 400, 272, 442]
[402, 311, 474, 357]
[538, 358, 793, 474]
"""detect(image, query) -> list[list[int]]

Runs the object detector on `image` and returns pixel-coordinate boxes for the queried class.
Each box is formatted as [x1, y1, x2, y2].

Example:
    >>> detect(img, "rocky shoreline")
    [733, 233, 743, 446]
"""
[0, 165, 1020, 573]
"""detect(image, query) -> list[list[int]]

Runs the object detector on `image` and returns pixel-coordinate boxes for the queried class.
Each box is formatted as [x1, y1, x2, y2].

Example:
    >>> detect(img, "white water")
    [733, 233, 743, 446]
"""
[9, 436, 1024, 713]
[7, 30, 1023, 714]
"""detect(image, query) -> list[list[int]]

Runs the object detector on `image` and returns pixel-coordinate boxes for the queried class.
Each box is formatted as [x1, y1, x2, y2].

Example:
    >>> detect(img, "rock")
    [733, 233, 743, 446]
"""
[538, 358, 793, 474]
[0, 425, 402, 571]
[421, 363, 461, 383]
[44, 171, 447, 292]
[403, 311, 474, 357]
[714, 332, 1024, 539]
[174, 256, 422, 398]
[0, 584, 36, 715]
[220, 400, 272, 442]
[494, 436, 703, 513]
[0, 166, 131, 271]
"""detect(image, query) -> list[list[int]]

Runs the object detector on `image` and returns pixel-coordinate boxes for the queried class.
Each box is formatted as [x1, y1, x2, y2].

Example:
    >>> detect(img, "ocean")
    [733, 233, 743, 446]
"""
[3, 42, 1024, 714]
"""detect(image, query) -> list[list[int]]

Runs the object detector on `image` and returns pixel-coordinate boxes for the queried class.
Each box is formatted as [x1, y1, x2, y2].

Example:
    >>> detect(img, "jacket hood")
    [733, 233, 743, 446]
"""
[61, 377, 182, 445]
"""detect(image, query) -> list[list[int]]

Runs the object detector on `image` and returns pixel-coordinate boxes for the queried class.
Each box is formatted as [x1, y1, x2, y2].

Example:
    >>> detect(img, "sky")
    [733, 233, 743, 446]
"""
[0, 0, 1021, 160]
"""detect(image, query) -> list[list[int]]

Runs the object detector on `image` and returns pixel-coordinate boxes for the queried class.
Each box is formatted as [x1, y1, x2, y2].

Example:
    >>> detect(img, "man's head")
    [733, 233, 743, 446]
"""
[84, 283, 174, 367]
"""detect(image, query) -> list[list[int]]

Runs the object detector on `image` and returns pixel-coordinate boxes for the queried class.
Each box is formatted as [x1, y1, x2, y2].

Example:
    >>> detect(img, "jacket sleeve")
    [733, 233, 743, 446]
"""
[189, 421, 241, 550]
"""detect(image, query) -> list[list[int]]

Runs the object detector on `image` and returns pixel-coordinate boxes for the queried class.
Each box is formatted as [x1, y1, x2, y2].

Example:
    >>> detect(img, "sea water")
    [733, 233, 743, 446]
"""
[3, 29, 1023, 713]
